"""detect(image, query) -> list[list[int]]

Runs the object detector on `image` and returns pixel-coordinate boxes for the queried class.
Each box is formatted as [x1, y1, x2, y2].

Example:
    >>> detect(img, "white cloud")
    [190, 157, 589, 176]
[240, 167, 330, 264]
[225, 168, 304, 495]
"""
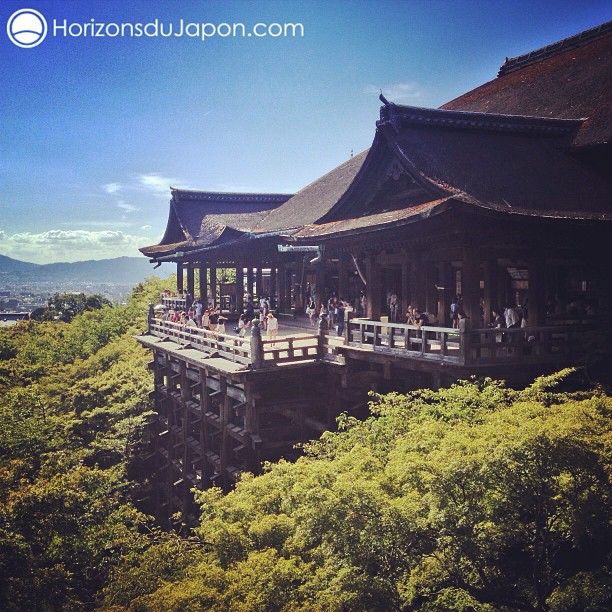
[0, 230, 6, 240]
[103, 182, 121, 194]
[136, 173, 190, 198]
[0, 229, 150, 263]
[364, 82, 424, 103]
[141, 224, 152, 230]
[101, 173, 191, 202]
[117, 200, 140, 213]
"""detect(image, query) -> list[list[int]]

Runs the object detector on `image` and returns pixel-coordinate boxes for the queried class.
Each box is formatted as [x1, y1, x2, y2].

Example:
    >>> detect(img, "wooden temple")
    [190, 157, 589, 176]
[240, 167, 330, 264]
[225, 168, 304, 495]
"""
[137, 23, 612, 524]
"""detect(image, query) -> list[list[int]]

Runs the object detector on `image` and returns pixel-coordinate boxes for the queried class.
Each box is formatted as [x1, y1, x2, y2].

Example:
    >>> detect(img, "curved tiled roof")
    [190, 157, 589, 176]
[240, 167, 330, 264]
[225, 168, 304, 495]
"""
[140, 190, 291, 257]
[253, 150, 369, 233]
[441, 22, 612, 146]
[384, 106, 611, 215]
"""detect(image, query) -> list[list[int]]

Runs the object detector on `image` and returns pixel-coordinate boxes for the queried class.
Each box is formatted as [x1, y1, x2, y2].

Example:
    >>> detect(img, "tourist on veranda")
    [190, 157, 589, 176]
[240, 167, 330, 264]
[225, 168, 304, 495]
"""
[209, 308, 219, 332]
[336, 299, 346, 337]
[260, 298, 269, 331]
[406, 305, 416, 325]
[491, 308, 505, 343]
[267, 312, 278, 344]
[237, 313, 249, 337]
[201, 309, 210, 330]
[414, 308, 429, 330]
[185, 313, 199, 328]
[306, 297, 317, 326]
[504, 304, 520, 329]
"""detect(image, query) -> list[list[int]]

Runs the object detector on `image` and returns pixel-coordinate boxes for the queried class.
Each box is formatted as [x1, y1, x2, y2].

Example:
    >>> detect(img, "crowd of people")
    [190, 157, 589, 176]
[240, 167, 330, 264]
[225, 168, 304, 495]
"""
[156, 294, 280, 343]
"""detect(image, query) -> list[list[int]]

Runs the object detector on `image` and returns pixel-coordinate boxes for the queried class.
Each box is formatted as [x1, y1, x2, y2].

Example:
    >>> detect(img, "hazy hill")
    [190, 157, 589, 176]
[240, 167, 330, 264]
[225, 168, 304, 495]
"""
[0, 255, 172, 284]
[0, 254, 41, 273]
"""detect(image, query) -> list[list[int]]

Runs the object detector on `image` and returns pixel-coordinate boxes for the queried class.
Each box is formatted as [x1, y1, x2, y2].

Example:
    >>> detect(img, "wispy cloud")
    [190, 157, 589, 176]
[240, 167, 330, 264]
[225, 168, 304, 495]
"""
[100, 173, 191, 202]
[117, 200, 140, 213]
[141, 224, 152, 230]
[136, 173, 191, 198]
[363, 82, 424, 103]
[103, 182, 121, 194]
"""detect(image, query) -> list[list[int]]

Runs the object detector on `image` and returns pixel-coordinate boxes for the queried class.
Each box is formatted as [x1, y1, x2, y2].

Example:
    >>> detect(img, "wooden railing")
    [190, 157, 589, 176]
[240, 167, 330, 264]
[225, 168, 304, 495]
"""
[160, 296, 187, 310]
[348, 319, 462, 362]
[149, 318, 251, 365]
[462, 325, 583, 365]
[148, 310, 590, 370]
[148, 316, 320, 369]
[346, 319, 589, 366]
[260, 335, 319, 366]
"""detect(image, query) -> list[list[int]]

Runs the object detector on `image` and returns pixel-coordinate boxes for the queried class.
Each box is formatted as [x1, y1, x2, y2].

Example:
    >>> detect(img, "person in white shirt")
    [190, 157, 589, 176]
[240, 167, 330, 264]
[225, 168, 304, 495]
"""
[267, 312, 278, 344]
[504, 305, 520, 329]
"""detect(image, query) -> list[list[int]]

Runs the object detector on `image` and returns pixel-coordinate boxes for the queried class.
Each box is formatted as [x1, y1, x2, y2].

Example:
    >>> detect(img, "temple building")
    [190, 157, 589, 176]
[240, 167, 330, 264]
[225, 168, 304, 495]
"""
[137, 23, 612, 522]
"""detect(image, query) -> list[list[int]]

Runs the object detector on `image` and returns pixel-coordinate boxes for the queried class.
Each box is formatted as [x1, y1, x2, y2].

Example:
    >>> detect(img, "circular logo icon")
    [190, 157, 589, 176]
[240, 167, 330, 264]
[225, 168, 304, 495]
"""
[7, 8, 47, 48]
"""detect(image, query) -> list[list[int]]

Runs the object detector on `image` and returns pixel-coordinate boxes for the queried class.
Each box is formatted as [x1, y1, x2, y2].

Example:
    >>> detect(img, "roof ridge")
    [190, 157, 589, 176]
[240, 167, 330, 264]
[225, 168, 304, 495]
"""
[171, 189, 292, 202]
[498, 21, 611, 76]
[379, 103, 582, 136]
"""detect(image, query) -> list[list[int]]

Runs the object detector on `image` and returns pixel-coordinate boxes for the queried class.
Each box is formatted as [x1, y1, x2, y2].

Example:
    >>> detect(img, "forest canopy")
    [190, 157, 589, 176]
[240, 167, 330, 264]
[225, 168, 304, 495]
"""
[0, 277, 610, 611]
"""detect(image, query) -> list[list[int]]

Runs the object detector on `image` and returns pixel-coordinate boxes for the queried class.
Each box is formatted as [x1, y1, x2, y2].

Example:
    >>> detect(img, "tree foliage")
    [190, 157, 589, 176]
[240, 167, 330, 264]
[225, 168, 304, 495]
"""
[103, 371, 611, 611]
[0, 276, 173, 610]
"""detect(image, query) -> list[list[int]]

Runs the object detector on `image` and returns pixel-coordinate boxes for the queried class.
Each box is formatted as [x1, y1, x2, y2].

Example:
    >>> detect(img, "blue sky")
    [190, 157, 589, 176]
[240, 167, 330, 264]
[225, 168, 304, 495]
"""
[1, 0, 610, 264]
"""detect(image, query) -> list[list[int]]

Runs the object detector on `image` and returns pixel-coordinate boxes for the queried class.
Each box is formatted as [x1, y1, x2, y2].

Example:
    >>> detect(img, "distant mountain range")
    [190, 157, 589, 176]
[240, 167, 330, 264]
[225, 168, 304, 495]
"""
[0, 255, 173, 284]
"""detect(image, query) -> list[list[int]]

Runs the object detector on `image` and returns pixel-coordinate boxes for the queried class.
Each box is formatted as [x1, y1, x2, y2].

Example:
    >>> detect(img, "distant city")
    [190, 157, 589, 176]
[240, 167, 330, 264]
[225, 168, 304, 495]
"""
[0, 254, 173, 324]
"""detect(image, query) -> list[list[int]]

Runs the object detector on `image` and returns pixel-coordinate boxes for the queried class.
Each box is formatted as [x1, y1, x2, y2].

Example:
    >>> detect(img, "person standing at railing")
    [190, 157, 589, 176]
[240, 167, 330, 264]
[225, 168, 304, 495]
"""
[194, 299, 203, 322]
[504, 304, 520, 329]
[406, 305, 416, 325]
[260, 297, 269, 331]
[185, 313, 199, 329]
[414, 308, 429, 330]
[201, 309, 210, 330]
[216, 315, 227, 335]
[237, 313, 249, 337]
[491, 308, 505, 343]
[267, 312, 278, 345]
[336, 299, 346, 337]
[306, 297, 317, 326]
[209, 308, 219, 332]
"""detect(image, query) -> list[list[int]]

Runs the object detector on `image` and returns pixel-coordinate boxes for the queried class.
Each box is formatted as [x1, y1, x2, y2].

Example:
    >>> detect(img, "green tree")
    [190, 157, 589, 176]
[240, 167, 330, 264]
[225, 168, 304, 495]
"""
[102, 372, 611, 611]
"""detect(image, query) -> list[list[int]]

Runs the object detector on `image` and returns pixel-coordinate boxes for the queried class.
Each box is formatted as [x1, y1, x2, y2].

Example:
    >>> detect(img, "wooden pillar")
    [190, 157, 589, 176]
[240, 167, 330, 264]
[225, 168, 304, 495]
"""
[401, 250, 410, 321]
[337, 252, 348, 301]
[414, 254, 427, 313]
[278, 262, 287, 312]
[199, 369, 211, 482]
[315, 258, 325, 310]
[180, 363, 191, 517]
[243, 381, 258, 472]
[199, 264, 208, 303]
[425, 261, 437, 315]
[246, 266, 255, 300]
[462, 247, 481, 325]
[366, 252, 382, 320]
[270, 265, 277, 310]
[220, 377, 230, 490]
[528, 251, 546, 326]
[236, 262, 244, 314]
[186, 264, 195, 300]
[437, 261, 454, 326]
[209, 266, 217, 306]
[176, 262, 184, 293]
[255, 267, 263, 300]
[483, 258, 498, 326]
